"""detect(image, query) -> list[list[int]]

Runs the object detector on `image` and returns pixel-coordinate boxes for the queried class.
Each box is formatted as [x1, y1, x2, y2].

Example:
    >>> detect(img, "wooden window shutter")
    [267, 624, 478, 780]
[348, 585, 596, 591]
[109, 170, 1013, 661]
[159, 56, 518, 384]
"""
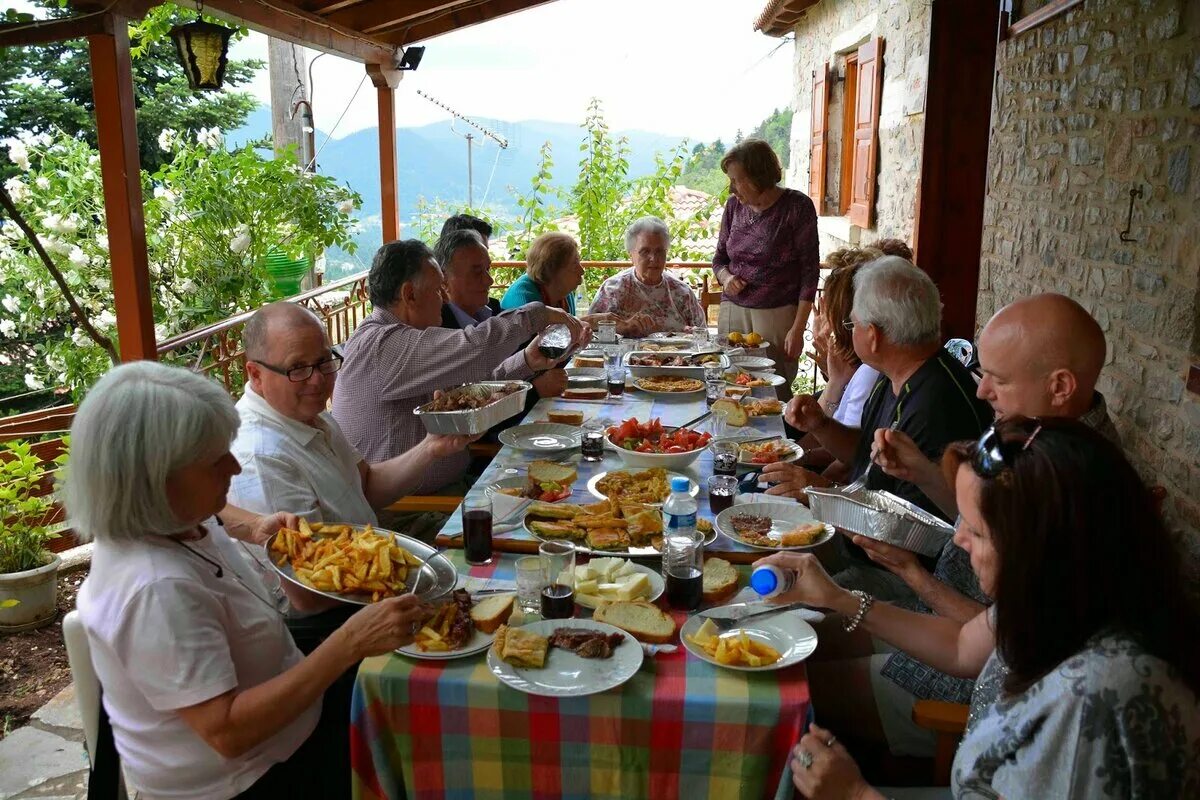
[849, 37, 884, 228]
[809, 62, 829, 212]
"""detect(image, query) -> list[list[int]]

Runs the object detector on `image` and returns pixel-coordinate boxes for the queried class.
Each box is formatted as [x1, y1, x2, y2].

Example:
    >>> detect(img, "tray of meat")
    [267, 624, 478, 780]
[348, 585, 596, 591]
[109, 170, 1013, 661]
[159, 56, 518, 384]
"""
[413, 381, 532, 435]
[623, 351, 728, 379]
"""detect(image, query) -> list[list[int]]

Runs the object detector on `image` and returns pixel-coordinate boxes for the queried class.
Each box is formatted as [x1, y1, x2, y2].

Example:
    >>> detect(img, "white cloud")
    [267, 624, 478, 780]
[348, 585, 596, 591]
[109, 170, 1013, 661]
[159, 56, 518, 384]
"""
[228, 0, 793, 143]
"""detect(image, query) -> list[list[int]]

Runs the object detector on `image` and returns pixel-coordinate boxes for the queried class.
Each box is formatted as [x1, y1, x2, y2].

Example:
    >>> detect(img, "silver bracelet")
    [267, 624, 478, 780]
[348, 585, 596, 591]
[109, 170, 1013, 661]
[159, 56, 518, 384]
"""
[843, 590, 874, 633]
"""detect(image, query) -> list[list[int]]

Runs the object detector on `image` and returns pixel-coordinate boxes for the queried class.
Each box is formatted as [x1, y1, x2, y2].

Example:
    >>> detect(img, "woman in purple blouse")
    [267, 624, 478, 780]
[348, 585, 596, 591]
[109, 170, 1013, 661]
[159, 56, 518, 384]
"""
[712, 139, 820, 399]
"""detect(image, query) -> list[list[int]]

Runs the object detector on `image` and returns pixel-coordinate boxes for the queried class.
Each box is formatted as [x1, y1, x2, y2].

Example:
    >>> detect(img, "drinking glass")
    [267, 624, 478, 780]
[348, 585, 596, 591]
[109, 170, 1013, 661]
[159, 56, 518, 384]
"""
[539, 541, 576, 619]
[606, 366, 627, 398]
[597, 320, 617, 343]
[705, 378, 724, 407]
[515, 556, 545, 614]
[712, 439, 740, 477]
[462, 494, 493, 565]
[707, 474, 739, 515]
[692, 327, 711, 351]
[663, 528, 704, 611]
[581, 420, 606, 461]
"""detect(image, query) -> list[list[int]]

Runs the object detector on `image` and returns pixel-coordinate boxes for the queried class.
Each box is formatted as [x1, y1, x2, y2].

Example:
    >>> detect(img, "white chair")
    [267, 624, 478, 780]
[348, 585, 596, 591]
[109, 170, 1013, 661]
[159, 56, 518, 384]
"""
[62, 610, 129, 799]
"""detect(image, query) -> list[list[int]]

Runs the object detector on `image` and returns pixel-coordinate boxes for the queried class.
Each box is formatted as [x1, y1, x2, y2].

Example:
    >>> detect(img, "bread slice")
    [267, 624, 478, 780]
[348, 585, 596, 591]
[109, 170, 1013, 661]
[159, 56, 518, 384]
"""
[529, 460, 577, 491]
[573, 356, 605, 369]
[547, 410, 584, 425]
[470, 593, 515, 634]
[593, 600, 676, 644]
[702, 557, 739, 603]
[563, 387, 608, 400]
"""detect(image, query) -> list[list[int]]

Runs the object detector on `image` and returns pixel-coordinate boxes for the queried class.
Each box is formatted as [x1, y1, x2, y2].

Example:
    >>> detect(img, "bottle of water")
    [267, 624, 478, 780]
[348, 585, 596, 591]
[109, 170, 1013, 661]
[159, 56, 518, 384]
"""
[663, 477, 703, 609]
[750, 564, 795, 599]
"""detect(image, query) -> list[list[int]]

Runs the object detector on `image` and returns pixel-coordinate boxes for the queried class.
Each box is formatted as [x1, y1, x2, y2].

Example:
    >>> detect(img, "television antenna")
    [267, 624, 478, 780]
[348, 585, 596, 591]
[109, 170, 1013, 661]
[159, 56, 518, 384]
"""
[415, 90, 508, 207]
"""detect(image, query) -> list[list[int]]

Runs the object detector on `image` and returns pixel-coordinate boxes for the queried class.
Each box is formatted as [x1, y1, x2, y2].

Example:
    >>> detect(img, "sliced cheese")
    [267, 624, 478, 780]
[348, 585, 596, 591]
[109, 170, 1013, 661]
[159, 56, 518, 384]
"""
[616, 573, 650, 600]
[576, 579, 599, 595]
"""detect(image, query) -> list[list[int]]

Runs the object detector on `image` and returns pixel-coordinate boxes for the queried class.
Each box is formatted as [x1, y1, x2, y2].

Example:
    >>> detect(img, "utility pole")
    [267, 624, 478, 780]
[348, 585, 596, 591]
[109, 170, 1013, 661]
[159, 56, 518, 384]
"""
[268, 39, 310, 164]
[465, 132, 474, 207]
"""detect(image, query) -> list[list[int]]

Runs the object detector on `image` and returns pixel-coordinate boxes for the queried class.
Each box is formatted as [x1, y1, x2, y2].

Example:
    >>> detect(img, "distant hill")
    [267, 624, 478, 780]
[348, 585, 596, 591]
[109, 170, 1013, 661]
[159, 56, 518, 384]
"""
[228, 108, 691, 272]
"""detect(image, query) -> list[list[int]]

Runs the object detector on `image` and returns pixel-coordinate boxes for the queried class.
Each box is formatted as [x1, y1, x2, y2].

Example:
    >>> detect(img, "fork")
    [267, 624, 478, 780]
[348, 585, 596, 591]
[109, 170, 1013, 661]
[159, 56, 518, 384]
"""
[843, 420, 900, 494]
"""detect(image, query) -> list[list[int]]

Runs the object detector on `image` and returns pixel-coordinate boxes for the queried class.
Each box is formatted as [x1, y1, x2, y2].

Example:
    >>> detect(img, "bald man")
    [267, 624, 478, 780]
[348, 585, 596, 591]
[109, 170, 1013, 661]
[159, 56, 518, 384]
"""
[805, 293, 1121, 760]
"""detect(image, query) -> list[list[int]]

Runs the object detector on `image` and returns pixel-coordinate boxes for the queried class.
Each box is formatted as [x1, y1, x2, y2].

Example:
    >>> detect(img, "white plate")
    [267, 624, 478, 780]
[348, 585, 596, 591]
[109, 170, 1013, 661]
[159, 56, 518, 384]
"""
[715, 502, 836, 550]
[724, 370, 786, 388]
[487, 618, 644, 696]
[587, 469, 699, 504]
[729, 356, 776, 371]
[573, 563, 665, 609]
[523, 509, 718, 558]
[680, 612, 819, 672]
[632, 378, 705, 395]
[396, 620, 500, 660]
[499, 423, 582, 452]
[646, 332, 693, 341]
[564, 367, 606, 378]
[736, 439, 804, 467]
[484, 476, 572, 503]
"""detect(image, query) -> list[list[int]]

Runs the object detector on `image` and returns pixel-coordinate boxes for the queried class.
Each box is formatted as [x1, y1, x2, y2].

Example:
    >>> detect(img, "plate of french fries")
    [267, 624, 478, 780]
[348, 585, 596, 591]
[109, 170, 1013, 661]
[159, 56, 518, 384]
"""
[680, 613, 818, 672]
[266, 520, 457, 605]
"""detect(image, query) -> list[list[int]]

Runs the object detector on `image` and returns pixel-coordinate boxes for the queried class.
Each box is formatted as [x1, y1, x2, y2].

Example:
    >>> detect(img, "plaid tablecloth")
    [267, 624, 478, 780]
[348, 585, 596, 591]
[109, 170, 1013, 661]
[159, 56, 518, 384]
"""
[436, 389, 793, 562]
[350, 551, 810, 800]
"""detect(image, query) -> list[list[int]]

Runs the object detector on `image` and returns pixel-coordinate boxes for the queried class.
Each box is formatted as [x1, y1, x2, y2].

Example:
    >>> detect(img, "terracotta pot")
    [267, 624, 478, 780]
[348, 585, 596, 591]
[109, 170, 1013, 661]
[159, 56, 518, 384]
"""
[0, 553, 61, 633]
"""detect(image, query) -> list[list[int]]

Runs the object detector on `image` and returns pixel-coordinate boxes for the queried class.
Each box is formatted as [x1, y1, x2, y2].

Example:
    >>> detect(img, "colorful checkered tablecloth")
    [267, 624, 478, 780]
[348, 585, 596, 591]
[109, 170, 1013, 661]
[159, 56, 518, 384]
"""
[436, 388, 793, 562]
[350, 551, 810, 800]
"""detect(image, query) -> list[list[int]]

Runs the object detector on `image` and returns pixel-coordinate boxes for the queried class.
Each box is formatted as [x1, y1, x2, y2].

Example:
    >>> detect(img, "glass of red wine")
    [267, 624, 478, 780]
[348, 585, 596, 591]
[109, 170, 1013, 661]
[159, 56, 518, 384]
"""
[707, 475, 739, 514]
[539, 541, 576, 619]
[663, 528, 704, 611]
[462, 494, 493, 565]
[711, 440, 740, 477]
[606, 366, 626, 398]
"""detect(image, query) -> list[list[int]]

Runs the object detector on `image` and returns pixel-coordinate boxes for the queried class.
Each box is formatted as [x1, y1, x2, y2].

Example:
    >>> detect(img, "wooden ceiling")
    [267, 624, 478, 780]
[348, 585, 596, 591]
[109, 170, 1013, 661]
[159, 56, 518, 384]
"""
[754, 0, 819, 37]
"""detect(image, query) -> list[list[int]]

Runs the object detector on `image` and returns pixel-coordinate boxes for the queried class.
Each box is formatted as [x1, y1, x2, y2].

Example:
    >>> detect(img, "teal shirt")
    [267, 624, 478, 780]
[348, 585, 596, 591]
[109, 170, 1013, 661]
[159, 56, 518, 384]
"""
[501, 273, 576, 314]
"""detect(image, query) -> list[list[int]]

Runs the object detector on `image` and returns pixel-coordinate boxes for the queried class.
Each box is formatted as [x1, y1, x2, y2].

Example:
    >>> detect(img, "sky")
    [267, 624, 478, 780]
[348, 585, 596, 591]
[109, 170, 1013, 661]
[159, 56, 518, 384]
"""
[227, 0, 795, 142]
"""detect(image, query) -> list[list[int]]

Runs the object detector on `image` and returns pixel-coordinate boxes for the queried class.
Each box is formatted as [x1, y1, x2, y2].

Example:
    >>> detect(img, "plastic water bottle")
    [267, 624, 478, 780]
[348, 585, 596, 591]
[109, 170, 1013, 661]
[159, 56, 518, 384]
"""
[663, 477, 702, 609]
[750, 564, 795, 599]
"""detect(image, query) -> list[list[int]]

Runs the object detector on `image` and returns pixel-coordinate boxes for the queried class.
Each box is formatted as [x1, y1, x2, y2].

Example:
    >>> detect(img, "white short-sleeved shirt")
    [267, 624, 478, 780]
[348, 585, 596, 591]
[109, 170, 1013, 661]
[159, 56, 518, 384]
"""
[832, 363, 880, 429]
[77, 520, 319, 800]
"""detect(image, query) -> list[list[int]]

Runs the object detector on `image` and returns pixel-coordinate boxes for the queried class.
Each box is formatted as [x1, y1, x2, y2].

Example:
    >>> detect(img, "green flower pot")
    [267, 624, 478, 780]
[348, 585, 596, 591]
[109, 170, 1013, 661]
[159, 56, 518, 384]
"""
[262, 248, 312, 298]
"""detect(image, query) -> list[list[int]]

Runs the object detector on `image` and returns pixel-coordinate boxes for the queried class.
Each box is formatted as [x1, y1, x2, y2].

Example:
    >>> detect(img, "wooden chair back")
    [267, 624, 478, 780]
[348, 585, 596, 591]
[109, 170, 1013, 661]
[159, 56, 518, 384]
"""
[699, 274, 723, 325]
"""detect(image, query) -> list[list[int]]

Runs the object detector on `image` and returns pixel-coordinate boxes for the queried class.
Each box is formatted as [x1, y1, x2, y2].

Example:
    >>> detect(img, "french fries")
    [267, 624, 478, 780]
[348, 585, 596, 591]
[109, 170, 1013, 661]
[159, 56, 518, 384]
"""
[687, 619, 782, 667]
[270, 519, 421, 601]
[414, 604, 457, 651]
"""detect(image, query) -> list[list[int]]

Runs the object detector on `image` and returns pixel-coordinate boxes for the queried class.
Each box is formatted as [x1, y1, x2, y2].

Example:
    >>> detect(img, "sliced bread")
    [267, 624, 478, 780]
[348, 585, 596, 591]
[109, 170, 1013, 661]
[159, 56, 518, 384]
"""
[593, 600, 676, 644]
[529, 460, 578, 490]
[563, 387, 608, 400]
[470, 593, 515, 634]
[547, 410, 584, 425]
[702, 557, 739, 603]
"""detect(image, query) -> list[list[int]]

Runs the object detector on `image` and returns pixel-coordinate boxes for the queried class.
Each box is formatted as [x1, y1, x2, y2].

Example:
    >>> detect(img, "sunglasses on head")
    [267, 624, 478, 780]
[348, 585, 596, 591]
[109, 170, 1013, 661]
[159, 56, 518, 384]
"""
[972, 421, 1042, 478]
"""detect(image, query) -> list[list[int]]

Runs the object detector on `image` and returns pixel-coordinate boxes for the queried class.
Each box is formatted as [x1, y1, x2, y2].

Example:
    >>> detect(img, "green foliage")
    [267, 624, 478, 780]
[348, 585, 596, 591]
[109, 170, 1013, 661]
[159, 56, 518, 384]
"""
[0, 439, 65, 575]
[0, 131, 361, 395]
[678, 108, 793, 195]
[0, 1, 261, 177]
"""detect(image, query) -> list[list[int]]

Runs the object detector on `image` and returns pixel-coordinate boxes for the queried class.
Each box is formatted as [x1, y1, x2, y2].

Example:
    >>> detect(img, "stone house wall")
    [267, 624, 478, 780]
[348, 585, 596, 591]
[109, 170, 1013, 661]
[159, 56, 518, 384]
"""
[786, 0, 930, 257]
[976, 0, 1200, 546]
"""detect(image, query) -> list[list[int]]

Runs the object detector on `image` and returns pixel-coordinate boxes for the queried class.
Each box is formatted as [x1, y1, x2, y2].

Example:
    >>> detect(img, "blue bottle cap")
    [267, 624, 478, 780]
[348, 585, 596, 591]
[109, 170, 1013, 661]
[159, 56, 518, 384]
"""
[670, 476, 691, 492]
[750, 568, 779, 596]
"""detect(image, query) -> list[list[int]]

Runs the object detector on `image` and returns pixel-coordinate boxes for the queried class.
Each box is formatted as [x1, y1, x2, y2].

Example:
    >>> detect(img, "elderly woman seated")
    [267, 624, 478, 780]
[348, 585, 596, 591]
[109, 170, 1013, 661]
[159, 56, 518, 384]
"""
[587, 216, 706, 336]
[500, 231, 640, 336]
[765, 418, 1200, 799]
[70, 362, 429, 799]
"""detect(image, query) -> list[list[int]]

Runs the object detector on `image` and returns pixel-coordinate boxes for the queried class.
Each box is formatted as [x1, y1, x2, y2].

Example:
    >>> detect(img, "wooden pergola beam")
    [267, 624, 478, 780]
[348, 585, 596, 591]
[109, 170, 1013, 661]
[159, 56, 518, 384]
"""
[378, 0, 552, 45]
[366, 64, 401, 242]
[88, 16, 157, 361]
[323, 0, 461, 35]
[0, 12, 112, 47]
[201, 0, 401, 64]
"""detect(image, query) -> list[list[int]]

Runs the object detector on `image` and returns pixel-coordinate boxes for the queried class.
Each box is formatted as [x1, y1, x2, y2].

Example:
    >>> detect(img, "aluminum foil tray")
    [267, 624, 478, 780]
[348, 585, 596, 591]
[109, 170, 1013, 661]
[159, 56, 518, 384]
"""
[806, 486, 954, 557]
[413, 381, 532, 435]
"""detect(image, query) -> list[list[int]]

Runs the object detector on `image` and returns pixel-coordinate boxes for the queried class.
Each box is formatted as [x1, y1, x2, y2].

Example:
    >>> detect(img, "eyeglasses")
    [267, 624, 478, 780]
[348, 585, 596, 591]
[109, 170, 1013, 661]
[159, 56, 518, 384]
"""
[253, 354, 343, 382]
[842, 319, 857, 331]
[972, 421, 1042, 478]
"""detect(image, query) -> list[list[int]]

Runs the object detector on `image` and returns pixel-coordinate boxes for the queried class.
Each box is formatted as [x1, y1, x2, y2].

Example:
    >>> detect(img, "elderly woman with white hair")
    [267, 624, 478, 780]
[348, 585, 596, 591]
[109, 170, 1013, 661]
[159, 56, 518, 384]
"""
[587, 216, 706, 336]
[70, 361, 429, 799]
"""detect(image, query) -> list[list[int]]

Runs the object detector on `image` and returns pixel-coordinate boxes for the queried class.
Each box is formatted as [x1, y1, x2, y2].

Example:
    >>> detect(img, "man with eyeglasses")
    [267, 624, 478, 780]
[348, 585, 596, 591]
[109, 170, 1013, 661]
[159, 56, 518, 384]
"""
[225, 303, 475, 645]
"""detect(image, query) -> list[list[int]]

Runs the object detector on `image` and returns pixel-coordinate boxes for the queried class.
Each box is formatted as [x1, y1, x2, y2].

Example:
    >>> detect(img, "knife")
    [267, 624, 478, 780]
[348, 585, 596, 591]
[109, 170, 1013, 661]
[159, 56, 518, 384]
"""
[699, 600, 823, 622]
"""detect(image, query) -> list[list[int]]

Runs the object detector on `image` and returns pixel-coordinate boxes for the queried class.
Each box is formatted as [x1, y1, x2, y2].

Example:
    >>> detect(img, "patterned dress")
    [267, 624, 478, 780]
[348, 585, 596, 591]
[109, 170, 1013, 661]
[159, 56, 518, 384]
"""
[954, 633, 1200, 799]
[587, 268, 705, 332]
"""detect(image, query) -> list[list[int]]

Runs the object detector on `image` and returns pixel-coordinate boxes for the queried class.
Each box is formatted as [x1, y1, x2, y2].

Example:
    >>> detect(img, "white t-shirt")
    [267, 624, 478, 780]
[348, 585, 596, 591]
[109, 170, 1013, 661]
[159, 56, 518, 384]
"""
[77, 520, 320, 800]
[832, 363, 881, 429]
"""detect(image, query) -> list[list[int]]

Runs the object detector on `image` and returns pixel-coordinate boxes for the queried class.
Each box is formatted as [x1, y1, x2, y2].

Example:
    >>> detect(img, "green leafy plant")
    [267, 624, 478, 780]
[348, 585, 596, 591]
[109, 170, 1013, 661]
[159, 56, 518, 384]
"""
[0, 439, 65, 575]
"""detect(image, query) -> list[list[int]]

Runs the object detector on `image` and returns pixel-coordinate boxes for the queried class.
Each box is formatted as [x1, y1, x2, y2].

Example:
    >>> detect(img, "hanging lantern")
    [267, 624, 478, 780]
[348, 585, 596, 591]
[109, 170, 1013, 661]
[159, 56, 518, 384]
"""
[170, 20, 234, 91]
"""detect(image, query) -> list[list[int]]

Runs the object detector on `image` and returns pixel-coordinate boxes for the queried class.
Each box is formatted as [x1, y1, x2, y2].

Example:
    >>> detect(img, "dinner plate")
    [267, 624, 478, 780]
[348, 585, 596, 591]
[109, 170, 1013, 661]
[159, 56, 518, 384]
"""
[499, 423, 582, 453]
[736, 439, 804, 468]
[487, 618, 644, 696]
[523, 514, 718, 558]
[646, 332, 693, 341]
[265, 526, 457, 606]
[714, 502, 836, 551]
[586, 469, 699, 504]
[484, 476, 572, 503]
[573, 564, 666, 609]
[564, 366, 606, 378]
[632, 378, 705, 395]
[729, 356, 776, 371]
[396, 619, 500, 660]
[724, 370, 786, 388]
[680, 612, 818, 672]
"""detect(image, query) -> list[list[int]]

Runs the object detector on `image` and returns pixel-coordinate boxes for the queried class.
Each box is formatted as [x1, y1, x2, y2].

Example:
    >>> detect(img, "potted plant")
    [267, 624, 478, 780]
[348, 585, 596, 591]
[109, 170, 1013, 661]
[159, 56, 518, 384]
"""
[0, 439, 66, 632]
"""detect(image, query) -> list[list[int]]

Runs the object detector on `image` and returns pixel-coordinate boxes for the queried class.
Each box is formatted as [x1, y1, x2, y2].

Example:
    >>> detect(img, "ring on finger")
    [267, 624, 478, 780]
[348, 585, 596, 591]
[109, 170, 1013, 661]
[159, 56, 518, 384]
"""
[798, 749, 814, 770]
[825, 736, 837, 747]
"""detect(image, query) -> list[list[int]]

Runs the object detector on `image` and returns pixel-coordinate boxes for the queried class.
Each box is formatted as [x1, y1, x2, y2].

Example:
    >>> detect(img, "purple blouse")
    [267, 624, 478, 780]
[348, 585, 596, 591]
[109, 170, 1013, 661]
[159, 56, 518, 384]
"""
[711, 189, 820, 309]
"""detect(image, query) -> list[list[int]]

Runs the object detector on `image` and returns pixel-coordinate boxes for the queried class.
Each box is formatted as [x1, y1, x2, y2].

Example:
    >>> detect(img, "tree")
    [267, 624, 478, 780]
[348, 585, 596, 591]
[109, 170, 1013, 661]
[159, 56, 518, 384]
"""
[0, 2, 262, 177]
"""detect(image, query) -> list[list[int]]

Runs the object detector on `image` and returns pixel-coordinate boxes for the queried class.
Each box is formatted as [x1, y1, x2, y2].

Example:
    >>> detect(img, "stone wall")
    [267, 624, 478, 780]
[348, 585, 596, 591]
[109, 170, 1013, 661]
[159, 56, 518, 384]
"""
[786, 0, 930, 256]
[977, 0, 1200, 545]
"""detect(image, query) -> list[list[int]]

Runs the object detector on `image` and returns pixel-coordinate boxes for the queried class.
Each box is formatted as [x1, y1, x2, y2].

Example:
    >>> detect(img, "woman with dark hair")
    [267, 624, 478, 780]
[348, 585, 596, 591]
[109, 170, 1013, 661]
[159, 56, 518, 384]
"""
[758, 417, 1200, 799]
[712, 138, 819, 399]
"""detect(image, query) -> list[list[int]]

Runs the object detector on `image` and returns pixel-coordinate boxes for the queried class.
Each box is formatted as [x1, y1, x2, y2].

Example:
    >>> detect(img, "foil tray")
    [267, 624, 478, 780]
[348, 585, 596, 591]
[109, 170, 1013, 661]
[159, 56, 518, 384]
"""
[805, 486, 954, 557]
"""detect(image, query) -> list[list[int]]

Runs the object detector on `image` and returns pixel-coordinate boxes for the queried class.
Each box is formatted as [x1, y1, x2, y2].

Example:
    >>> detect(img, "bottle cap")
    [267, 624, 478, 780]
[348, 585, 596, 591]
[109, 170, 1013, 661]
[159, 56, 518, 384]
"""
[750, 567, 779, 596]
[670, 476, 691, 492]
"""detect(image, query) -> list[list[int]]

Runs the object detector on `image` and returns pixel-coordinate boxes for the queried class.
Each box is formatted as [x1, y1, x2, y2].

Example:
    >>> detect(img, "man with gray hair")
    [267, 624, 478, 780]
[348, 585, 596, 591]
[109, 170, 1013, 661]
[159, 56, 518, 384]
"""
[764, 255, 990, 536]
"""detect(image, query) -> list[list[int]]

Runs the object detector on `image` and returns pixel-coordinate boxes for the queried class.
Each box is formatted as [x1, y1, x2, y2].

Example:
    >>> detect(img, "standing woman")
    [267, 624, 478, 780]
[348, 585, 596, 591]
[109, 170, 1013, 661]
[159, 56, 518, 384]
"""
[712, 138, 819, 399]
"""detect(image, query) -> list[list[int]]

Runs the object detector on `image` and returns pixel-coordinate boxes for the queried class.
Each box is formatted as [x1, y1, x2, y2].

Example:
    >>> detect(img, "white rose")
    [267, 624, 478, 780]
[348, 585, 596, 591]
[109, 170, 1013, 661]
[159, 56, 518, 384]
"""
[35, 177, 50, 191]
[179, 278, 197, 293]
[96, 233, 109, 250]
[197, 127, 223, 149]
[24, 373, 45, 390]
[157, 129, 177, 153]
[40, 213, 63, 233]
[71, 328, 90, 347]
[61, 214, 80, 235]
[338, 199, 356, 214]
[229, 232, 251, 255]
[44, 237, 71, 256]
[0, 318, 16, 337]
[1, 295, 17, 314]
[153, 186, 176, 206]
[0, 353, 10, 366]
[97, 310, 117, 328]
[68, 246, 89, 267]
[4, 177, 30, 204]
[7, 140, 30, 171]
[1, 220, 20, 240]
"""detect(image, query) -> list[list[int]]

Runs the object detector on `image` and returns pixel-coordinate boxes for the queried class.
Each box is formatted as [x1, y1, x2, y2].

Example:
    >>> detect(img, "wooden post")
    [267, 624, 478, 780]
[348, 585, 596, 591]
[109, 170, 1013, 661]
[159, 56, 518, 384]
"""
[88, 16, 157, 361]
[367, 64, 402, 243]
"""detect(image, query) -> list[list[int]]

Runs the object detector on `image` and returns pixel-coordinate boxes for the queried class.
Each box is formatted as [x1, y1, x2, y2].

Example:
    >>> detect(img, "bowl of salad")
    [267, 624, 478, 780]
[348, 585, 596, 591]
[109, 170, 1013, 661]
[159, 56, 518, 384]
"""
[606, 417, 713, 470]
